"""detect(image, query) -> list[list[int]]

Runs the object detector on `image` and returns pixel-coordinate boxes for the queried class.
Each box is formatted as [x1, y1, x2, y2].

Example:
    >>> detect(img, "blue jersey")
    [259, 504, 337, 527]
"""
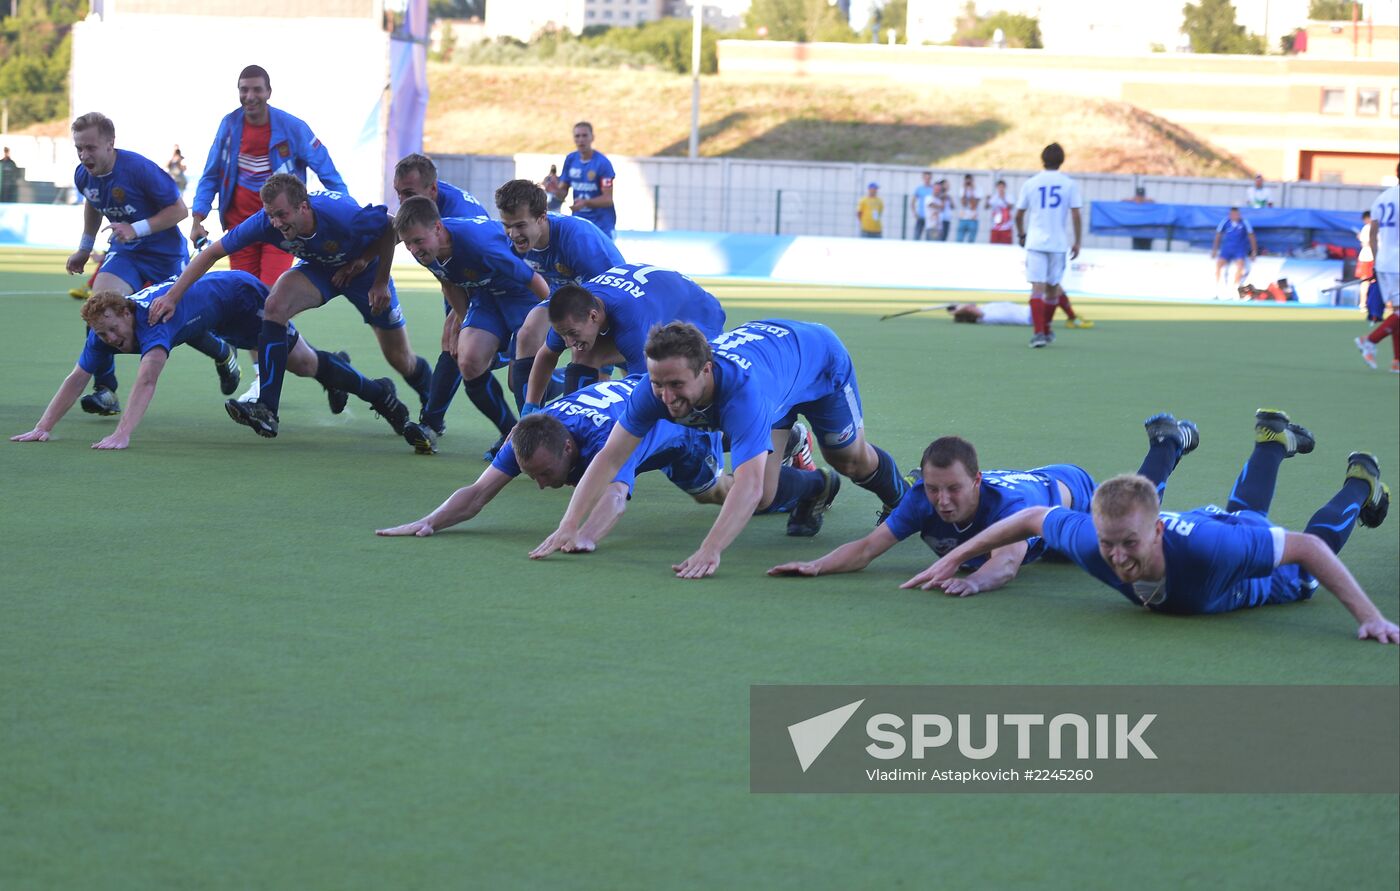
[620, 319, 847, 467]
[544, 264, 726, 368]
[1216, 217, 1254, 257]
[78, 271, 268, 371]
[74, 149, 186, 262]
[1040, 505, 1288, 615]
[560, 150, 617, 235]
[524, 213, 624, 292]
[437, 180, 488, 219]
[884, 465, 1093, 568]
[492, 376, 717, 494]
[421, 216, 538, 308]
[222, 191, 389, 270]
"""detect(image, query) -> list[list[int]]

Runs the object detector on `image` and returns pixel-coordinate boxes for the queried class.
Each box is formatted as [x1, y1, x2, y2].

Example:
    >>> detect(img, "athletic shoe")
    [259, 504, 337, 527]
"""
[215, 345, 241, 396]
[225, 399, 278, 438]
[80, 387, 120, 416]
[875, 469, 920, 526]
[325, 350, 351, 415]
[69, 285, 91, 301]
[482, 433, 508, 462]
[1144, 412, 1200, 461]
[1029, 333, 1049, 349]
[1065, 317, 1095, 329]
[787, 468, 841, 537]
[1254, 409, 1315, 457]
[1355, 337, 1377, 369]
[237, 375, 261, 404]
[370, 379, 409, 435]
[782, 423, 817, 472]
[1045, 330, 1056, 344]
[1346, 452, 1389, 528]
[403, 420, 441, 455]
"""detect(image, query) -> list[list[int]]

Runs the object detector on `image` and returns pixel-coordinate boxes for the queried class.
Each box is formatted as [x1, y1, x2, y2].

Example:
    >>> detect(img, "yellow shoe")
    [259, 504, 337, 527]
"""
[69, 285, 91, 300]
[1065, 317, 1095, 329]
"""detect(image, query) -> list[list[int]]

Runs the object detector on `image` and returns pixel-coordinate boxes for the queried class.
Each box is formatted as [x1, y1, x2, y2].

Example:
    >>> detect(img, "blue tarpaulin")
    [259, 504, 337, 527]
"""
[1090, 203, 1363, 254]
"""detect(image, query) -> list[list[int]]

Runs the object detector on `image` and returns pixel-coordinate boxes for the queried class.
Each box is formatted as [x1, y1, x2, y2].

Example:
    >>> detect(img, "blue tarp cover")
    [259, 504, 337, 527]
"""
[1090, 202, 1362, 253]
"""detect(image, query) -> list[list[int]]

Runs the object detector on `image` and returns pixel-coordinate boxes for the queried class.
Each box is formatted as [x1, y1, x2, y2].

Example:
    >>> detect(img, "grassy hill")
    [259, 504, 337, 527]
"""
[425, 63, 1251, 176]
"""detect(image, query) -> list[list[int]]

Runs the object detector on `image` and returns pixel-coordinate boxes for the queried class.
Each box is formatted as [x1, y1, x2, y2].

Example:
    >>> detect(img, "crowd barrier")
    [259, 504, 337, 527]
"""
[1, 205, 1345, 306]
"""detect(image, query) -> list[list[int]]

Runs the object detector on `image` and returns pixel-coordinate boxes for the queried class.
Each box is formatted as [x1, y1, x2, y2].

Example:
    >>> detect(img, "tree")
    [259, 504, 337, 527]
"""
[879, 0, 907, 40]
[742, 0, 857, 43]
[1308, 0, 1356, 20]
[0, 1, 87, 127]
[948, 2, 1042, 48]
[1181, 0, 1266, 54]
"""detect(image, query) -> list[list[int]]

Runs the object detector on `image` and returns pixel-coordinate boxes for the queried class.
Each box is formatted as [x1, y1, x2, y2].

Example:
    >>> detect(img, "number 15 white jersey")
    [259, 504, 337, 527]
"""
[1016, 170, 1083, 253]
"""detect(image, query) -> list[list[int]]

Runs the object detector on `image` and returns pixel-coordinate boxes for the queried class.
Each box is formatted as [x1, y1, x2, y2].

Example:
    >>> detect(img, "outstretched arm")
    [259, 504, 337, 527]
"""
[148, 239, 228, 323]
[525, 342, 563, 408]
[672, 451, 766, 579]
[1069, 207, 1082, 259]
[530, 423, 641, 558]
[93, 349, 168, 450]
[939, 540, 1030, 597]
[768, 525, 899, 578]
[11, 364, 93, 442]
[376, 466, 515, 537]
[1282, 532, 1398, 643]
[66, 203, 104, 275]
[902, 507, 1050, 591]
[573, 481, 633, 552]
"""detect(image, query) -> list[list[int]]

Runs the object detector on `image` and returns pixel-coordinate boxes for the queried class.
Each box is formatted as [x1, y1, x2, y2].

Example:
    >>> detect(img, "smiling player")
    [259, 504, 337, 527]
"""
[12, 272, 398, 449]
[530, 320, 911, 577]
[908, 410, 1396, 643]
[148, 174, 429, 438]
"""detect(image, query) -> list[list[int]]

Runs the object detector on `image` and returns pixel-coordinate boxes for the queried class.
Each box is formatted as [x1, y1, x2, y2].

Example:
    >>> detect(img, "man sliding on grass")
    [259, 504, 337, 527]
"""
[906, 410, 1397, 643]
[12, 271, 402, 449]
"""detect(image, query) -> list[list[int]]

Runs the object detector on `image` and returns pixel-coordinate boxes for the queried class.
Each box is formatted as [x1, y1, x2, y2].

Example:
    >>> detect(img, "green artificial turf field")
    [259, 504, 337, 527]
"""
[2, 248, 1397, 889]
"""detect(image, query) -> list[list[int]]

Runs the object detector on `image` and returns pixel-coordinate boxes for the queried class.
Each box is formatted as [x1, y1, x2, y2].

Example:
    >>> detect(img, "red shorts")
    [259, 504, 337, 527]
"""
[990, 229, 1013, 245]
[228, 239, 294, 287]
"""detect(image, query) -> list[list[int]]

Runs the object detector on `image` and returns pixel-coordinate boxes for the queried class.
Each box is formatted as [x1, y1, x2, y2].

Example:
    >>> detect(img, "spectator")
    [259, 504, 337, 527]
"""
[937, 178, 955, 241]
[910, 170, 933, 241]
[857, 182, 884, 238]
[166, 145, 187, 193]
[1211, 207, 1257, 300]
[987, 179, 1013, 245]
[1126, 185, 1155, 251]
[1246, 173, 1273, 208]
[0, 147, 18, 203]
[1356, 210, 1375, 282]
[543, 164, 563, 213]
[955, 173, 981, 242]
[922, 181, 944, 241]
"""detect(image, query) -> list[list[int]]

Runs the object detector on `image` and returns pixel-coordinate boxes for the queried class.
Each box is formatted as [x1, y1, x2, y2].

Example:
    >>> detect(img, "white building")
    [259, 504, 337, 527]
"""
[485, 0, 668, 40]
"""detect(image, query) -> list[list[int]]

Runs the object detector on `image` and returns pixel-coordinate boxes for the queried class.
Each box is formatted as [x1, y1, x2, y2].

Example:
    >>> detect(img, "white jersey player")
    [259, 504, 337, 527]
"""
[1369, 169, 1398, 306]
[1014, 142, 1082, 349]
[946, 302, 1032, 326]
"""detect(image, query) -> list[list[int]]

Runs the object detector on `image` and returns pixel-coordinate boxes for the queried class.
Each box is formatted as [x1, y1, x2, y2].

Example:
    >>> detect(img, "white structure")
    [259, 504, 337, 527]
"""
[484, 0, 667, 40]
[906, 0, 1331, 54]
[70, 1, 394, 203]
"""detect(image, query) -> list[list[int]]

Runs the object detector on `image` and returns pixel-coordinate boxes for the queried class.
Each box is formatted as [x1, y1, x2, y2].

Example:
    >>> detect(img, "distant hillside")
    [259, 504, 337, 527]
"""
[425, 63, 1251, 176]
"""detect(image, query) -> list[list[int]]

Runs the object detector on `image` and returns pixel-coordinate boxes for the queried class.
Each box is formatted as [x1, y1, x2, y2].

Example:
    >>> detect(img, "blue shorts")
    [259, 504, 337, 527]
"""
[777, 336, 864, 451]
[1037, 463, 1097, 512]
[462, 292, 545, 345]
[293, 261, 405, 331]
[1265, 564, 1317, 606]
[100, 249, 187, 291]
[639, 429, 725, 496]
[1219, 249, 1249, 263]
